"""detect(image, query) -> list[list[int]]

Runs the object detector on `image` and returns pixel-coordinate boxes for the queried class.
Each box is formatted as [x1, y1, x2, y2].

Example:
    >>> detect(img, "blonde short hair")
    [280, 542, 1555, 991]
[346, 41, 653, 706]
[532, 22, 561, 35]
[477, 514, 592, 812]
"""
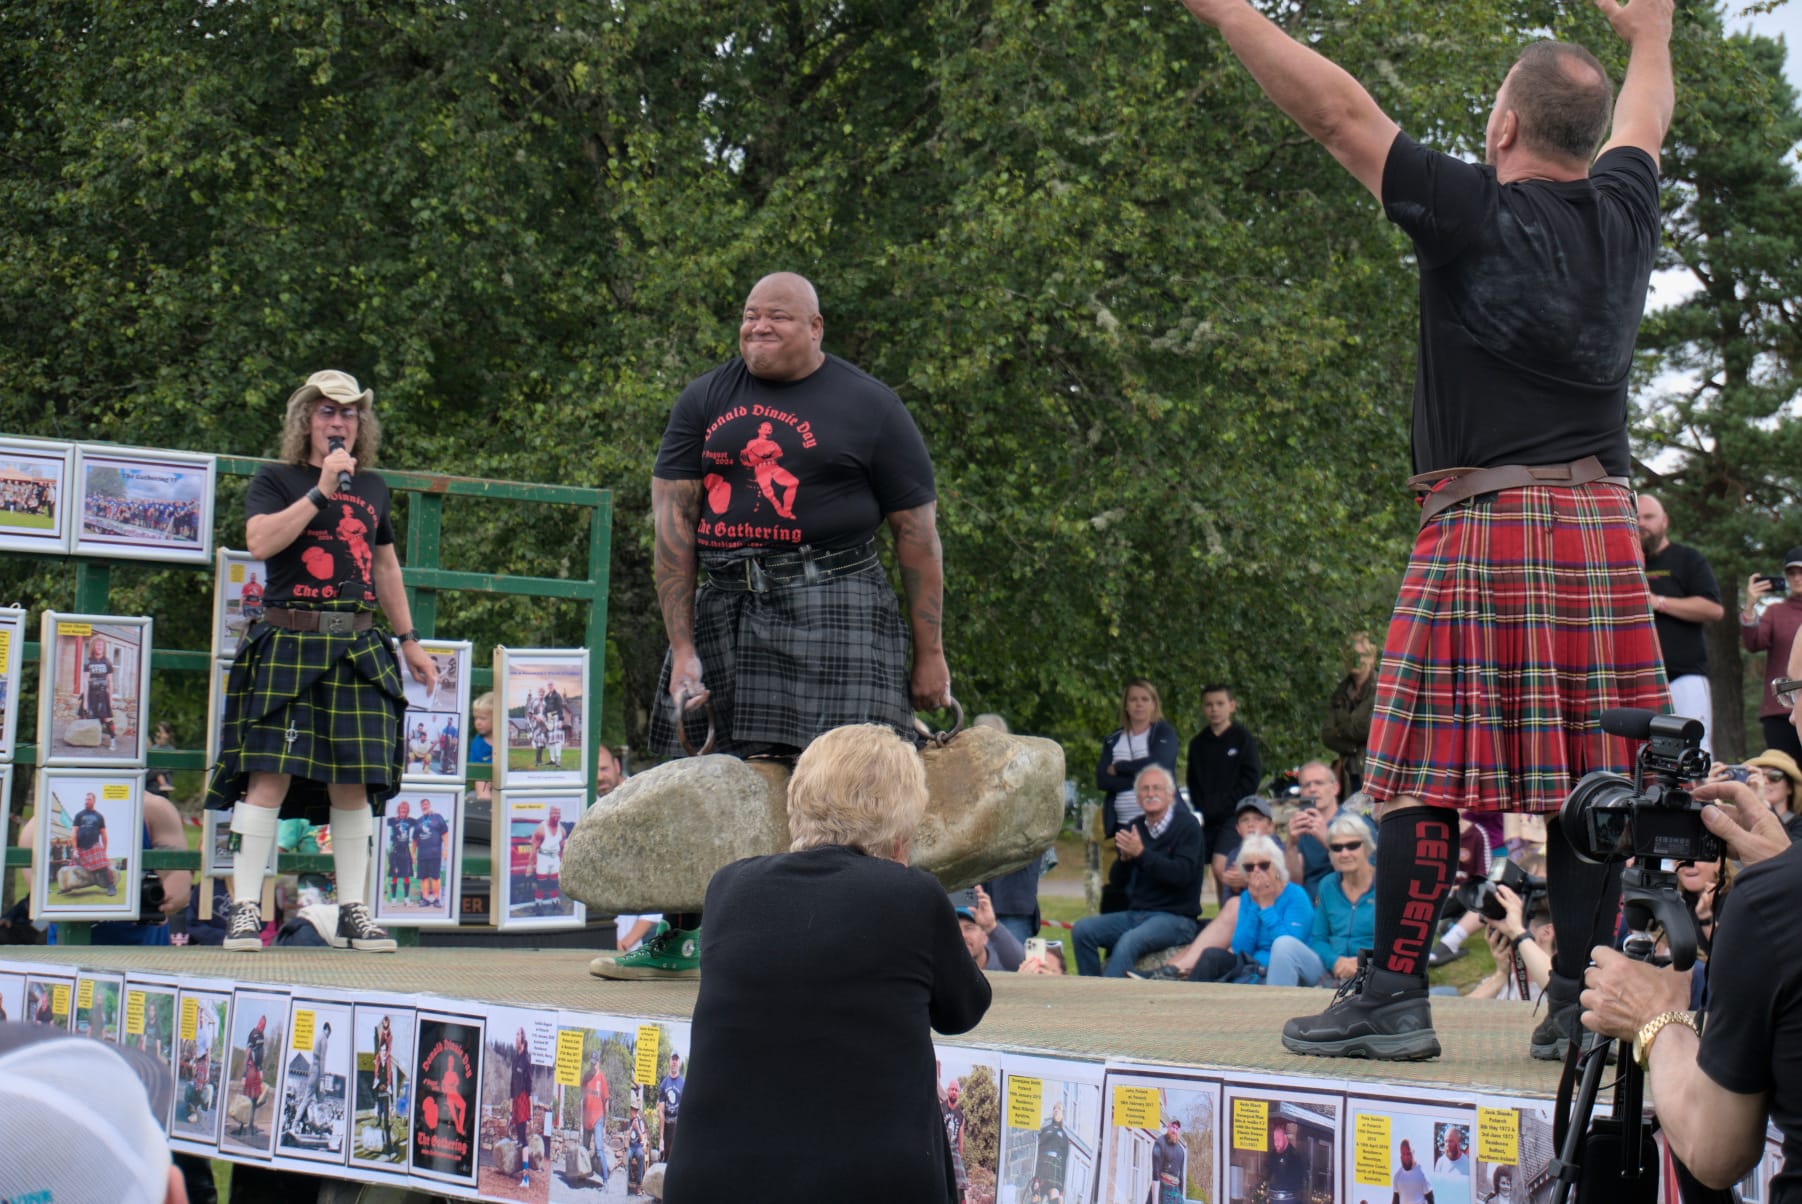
[471, 692, 494, 718]
[788, 724, 928, 856]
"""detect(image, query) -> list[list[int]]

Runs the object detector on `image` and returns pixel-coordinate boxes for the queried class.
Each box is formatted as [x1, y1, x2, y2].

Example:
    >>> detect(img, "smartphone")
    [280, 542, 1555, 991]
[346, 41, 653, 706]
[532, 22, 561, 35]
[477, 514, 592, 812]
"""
[1756, 573, 1790, 596]
[1024, 937, 1048, 962]
[949, 886, 980, 911]
[1295, 799, 1318, 812]
[1726, 766, 1753, 784]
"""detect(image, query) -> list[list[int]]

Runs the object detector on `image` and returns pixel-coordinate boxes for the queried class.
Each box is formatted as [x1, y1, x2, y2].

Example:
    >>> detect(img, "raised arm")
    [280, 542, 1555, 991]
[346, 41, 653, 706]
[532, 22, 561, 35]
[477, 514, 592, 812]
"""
[1177, 0, 1400, 199]
[886, 501, 951, 710]
[1592, 0, 1675, 168]
[652, 476, 707, 710]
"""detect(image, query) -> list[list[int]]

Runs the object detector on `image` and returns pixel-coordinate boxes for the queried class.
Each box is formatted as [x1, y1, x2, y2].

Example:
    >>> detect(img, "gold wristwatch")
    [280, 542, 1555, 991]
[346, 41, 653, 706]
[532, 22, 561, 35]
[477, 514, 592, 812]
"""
[1634, 1009, 1700, 1070]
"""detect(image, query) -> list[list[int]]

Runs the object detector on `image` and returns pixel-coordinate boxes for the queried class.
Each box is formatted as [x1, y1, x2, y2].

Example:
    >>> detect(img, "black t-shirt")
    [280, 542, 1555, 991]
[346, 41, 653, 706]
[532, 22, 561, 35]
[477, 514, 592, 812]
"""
[1035, 1120, 1069, 1182]
[72, 808, 106, 849]
[1697, 841, 1802, 1202]
[245, 464, 395, 606]
[1645, 542, 1721, 678]
[652, 355, 935, 552]
[1382, 133, 1661, 477]
[387, 816, 417, 856]
[414, 812, 450, 862]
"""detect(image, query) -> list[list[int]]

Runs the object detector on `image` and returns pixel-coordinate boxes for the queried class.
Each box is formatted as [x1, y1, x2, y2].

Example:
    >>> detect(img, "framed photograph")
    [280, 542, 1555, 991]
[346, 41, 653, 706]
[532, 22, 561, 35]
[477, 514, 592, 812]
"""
[0, 436, 74, 554]
[0, 606, 24, 760]
[349, 1000, 417, 1178]
[74, 970, 127, 1043]
[221, 987, 292, 1160]
[24, 972, 76, 1031]
[374, 786, 463, 929]
[402, 639, 471, 785]
[172, 984, 234, 1151]
[491, 790, 586, 931]
[0, 970, 23, 1026]
[493, 646, 589, 790]
[410, 1009, 487, 1189]
[30, 768, 143, 922]
[36, 610, 152, 767]
[0, 765, 13, 860]
[275, 995, 357, 1167]
[212, 548, 268, 660]
[202, 806, 279, 882]
[72, 444, 215, 563]
[205, 659, 232, 769]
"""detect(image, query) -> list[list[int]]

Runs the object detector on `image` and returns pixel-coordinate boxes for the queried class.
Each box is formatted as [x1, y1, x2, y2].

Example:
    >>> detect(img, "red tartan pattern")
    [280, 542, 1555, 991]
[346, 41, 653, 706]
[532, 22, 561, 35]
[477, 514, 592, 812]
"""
[1363, 483, 1670, 814]
[74, 845, 112, 872]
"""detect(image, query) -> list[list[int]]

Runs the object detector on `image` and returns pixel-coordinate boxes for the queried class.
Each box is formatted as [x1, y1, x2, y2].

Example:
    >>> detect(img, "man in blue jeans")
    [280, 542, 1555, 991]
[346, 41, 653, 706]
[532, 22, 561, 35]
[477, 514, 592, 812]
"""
[1073, 766, 1205, 977]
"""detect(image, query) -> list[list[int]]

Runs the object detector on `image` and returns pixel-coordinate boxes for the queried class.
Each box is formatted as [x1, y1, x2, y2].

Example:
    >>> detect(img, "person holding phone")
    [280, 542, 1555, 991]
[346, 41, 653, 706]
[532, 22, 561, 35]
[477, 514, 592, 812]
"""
[1742, 549, 1802, 764]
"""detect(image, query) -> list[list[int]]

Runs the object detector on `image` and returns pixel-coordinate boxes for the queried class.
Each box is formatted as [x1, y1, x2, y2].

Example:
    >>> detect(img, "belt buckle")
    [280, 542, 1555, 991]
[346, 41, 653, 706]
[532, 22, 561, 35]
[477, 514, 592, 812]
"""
[319, 612, 357, 635]
[746, 559, 771, 593]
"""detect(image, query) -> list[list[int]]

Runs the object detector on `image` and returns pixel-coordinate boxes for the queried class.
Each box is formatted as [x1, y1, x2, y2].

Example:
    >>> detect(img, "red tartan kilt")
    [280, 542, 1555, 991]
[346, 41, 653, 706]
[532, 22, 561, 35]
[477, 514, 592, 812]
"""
[74, 845, 112, 873]
[512, 1092, 532, 1126]
[1363, 482, 1670, 814]
[244, 1064, 263, 1098]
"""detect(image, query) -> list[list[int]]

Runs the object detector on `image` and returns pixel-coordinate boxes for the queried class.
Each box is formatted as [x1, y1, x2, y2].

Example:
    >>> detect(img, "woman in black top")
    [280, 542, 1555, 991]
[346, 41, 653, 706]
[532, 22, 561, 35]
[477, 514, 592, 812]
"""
[663, 723, 992, 1203]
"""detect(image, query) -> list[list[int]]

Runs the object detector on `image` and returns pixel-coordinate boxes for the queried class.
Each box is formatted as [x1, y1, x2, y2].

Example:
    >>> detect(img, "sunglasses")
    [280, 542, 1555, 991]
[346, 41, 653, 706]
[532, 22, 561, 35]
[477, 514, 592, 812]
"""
[1242, 861, 1274, 873]
[1328, 841, 1365, 853]
[1774, 678, 1802, 709]
[1762, 770, 1788, 784]
[315, 403, 363, 420]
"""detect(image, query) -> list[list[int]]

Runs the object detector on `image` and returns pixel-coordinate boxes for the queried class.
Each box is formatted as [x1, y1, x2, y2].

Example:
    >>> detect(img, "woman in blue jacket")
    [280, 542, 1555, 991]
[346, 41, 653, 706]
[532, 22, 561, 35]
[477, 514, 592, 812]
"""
[1185, 835, 1313, 983]
[1268, 814, 1376, 987]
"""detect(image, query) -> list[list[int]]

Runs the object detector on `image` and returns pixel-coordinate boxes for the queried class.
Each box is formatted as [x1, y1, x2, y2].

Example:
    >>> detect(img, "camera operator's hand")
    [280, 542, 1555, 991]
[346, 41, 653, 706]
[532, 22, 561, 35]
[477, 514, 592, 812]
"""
[1693, 780, 1790, 867]
[1580, 946, 1691, 1042]
[1493, 882, 1527, 940]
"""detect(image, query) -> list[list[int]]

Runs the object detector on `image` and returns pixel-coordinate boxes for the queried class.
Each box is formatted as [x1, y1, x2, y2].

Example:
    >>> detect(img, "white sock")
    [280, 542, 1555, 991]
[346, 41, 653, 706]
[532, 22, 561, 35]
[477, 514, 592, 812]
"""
[1440, 922, 1470, 954]
[230, 804, 280, 907]
[330, 803, 373, 906]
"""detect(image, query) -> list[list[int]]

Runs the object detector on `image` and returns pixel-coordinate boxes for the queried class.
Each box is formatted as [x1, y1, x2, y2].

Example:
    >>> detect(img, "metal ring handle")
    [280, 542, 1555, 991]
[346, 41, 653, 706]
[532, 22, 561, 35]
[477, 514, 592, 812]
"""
[675, 690, 716, 757]
[912, 695, 965, 749]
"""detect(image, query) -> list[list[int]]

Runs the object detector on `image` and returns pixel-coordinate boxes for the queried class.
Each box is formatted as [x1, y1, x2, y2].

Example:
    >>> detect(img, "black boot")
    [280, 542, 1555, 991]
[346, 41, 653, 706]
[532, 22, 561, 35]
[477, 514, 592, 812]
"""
[1282, 951, 1441, 1061]
[1533, 972, 1581, 1061]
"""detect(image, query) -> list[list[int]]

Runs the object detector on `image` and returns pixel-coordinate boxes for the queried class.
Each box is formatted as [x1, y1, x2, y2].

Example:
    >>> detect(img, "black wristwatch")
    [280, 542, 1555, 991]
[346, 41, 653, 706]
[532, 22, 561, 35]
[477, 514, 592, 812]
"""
[305, 486, 329, 510]
[1510, 930, 1532, 950]
[397, 629, 421, 645]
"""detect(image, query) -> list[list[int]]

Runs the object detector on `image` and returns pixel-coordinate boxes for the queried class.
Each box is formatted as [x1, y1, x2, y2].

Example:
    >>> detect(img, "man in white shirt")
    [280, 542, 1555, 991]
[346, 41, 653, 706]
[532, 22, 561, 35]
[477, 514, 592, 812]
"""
[1394, 1139, 1435, 1204]
[1433, 1126, 1470, 1176]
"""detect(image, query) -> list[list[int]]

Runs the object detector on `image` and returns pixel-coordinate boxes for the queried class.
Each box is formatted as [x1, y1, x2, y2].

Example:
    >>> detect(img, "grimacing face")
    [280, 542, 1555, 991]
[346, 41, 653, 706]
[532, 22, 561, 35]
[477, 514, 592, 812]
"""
[739, 276, 823, 381]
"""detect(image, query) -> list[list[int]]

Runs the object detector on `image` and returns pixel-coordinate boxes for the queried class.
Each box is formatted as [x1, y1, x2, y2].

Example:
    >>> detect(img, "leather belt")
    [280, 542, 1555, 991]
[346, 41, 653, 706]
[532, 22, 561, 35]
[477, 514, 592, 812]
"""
[703, 540, 880, 593]
[261, 607, 375, 634]
[1407, 455, 1629, 529]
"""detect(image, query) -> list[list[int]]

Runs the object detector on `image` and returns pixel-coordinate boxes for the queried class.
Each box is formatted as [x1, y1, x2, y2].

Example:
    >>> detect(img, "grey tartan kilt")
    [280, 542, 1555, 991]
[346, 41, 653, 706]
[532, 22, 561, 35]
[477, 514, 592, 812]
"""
[204, 620, 407, 820]
[650, 563, 914, 757]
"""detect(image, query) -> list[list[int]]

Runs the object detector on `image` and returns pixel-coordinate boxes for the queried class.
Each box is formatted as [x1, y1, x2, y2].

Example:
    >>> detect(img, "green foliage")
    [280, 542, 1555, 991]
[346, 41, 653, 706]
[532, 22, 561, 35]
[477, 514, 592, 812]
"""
[957, 1062, 1002, 1174]
[0, 0, 1779, 768]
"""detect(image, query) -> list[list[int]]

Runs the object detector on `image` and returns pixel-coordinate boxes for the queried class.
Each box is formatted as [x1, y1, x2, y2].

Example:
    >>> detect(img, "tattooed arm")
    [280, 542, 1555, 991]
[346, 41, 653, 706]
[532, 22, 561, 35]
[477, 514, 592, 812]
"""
[886, 501, 950, 710]
[653, 476, 708, 710]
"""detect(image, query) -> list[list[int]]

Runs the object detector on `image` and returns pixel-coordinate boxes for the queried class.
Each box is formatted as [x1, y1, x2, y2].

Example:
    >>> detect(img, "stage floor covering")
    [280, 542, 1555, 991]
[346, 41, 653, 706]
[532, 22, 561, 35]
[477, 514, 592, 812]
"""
[7, 945, 1568, 1098]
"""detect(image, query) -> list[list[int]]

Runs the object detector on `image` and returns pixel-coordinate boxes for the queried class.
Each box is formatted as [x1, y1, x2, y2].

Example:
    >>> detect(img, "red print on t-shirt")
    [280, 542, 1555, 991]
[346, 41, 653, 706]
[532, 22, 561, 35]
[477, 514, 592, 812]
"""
[739, 422, 798, 520]
[703, 472, 732, 515]
[301, 546, 335, 580]
[336, 507, 373, 584]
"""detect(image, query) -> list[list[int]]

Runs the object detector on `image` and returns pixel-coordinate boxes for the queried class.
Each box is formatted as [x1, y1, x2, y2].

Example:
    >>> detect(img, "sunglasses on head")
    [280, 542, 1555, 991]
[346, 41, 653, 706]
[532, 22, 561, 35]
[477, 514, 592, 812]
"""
[1328, 841, 1365, 853]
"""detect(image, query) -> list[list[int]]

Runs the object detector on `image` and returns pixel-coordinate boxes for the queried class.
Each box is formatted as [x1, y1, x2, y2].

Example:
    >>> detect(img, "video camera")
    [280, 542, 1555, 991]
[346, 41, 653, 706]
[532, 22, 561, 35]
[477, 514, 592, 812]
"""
[1559, 708, 1721, 866]
[1452, 857, 1546, 924]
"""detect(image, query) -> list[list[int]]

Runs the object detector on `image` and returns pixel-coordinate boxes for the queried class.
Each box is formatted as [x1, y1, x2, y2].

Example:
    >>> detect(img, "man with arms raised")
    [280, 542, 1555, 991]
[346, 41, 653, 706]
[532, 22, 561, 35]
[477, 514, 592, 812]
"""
[1175, 0, 1675, 1060]
[599, 271, 950, 979]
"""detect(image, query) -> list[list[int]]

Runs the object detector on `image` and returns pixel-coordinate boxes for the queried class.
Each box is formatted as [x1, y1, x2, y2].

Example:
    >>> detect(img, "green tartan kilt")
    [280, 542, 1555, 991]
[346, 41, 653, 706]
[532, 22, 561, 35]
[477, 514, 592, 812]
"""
[204, 619, 407, 821]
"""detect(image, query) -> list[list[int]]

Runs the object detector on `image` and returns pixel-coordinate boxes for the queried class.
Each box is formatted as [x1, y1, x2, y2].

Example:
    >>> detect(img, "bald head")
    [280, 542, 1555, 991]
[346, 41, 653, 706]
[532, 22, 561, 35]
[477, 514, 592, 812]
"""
[1492, 41, 1613, 168]
[740, 272, 825, 381]
[1637, 493, 1670, 555]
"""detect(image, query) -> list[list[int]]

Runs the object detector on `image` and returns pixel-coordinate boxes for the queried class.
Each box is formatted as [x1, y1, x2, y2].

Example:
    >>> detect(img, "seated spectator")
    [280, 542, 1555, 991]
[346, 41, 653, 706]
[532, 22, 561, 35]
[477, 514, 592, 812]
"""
[1427, 813, 1499, 967]
[1268, 814, 1377, 987]
[1709, 751, 1802, 842]
[1072, 766, 1204, 977]
[1465, 884, 1552, 1002]
[1154, 835, 1311, 983]
[1674, 854, 1732, 1008]
[1282, 760, 1377, 901]
[1096, 681, 1181, 913]
[1213, 796, 1282, 903]
[957, 885, 1024, 972]
[1020, 939, 1067, 976]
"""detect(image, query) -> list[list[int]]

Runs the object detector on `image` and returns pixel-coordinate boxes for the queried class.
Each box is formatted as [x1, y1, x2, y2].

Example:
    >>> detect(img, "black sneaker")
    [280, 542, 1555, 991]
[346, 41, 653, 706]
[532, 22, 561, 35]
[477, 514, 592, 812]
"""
[335, 902, 397, 952]
[1281, 953, 1441, 1061]
[224, 901, 263, 951]
[1529, 1009, 1567, 1061]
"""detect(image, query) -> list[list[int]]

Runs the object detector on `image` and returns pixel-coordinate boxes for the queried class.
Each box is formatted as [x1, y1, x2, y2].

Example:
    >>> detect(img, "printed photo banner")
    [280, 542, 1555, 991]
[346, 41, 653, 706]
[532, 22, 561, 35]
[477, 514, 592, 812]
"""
[411, 1008, 487, 1191]
[73, 968, 126, 1044]
[1346, 1088, 1478, 1204]
[934, 1044, 1005, 1204]
[36, 610, 153, 768]
[169, 978, 234, 1155]
[120, 972, 182, 1132]
[477, 1005, 562, 1204]
[348, 996, 418, 1182]
[999, 1052, 1106, 1204]
[273, 991, 359, 1171]
[401, 639, 471, 786]
[0, 606, 23, 760]
[1097, 1063, 1223, 1204]
[220, 987, 292, 1162]
[0, 967, 23, 1025]
[1222, 1079, 1343, 1204]
[0, 436, 74, 554]
[20, 966, 75, 1031]
[550, 1012, 692, 1204]
[72, 444, 215, 564]
[30, 767, 144, 922]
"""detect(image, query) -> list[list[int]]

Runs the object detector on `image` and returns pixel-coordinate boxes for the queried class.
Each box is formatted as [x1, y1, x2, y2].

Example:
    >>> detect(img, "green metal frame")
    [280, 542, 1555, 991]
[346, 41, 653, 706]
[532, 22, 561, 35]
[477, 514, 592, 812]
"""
[2, 449, 612, 946]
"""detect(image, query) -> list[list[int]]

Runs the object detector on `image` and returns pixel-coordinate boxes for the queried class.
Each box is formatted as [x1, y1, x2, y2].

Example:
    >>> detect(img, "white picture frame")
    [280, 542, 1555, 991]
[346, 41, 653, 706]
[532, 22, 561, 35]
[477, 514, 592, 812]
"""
[212, 548, 268, 660]
[0, 606, 25, 760]
[493, 645, 589, 791]
[171, 982, 234, 1153]
[220, 987, 292, 1161]
[274, 994, 357, 1168]
[490, 789, 586, 932]
[206, 659, 232, 769]
[72, 444, 216, 564]
[400, 639, 471, 786]
[30, 767, 144, 922]
[36, 610, 153, 767]
[201, 807, 279, 882]
[0, 766, 13, 860]
[373, 786, 463, 929]
[0, 436, 75, 554]
[347, 999, 416, 1179]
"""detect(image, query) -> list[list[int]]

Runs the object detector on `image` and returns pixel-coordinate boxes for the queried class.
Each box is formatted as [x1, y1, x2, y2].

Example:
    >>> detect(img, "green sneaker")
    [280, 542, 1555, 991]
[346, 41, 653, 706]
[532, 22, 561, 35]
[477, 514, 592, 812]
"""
[589, 926, 701, 980]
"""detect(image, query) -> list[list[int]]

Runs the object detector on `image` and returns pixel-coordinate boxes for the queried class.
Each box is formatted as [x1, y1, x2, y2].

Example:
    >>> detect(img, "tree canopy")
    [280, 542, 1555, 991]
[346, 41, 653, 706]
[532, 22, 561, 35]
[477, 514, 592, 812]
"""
[1, 0, 1791, 771]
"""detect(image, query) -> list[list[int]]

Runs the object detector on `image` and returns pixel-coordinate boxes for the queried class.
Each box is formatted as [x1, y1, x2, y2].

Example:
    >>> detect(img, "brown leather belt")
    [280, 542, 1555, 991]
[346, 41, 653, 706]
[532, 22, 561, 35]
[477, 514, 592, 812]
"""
[702, 540, 881, 593]
[1407, 455, 1629, 528]
[261, 607, 375, 634]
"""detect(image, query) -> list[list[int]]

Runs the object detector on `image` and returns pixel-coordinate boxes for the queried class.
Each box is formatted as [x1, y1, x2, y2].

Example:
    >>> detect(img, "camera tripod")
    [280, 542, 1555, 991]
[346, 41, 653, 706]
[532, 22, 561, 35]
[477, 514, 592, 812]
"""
[1549, 864, 1698, 1204]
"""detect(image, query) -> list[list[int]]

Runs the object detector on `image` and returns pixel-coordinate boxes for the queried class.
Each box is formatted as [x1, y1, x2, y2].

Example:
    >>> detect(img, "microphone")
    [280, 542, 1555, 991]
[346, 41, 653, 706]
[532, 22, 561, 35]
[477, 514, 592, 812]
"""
[327, 435, 353, 493]
[1599, 707, 1657, 740]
